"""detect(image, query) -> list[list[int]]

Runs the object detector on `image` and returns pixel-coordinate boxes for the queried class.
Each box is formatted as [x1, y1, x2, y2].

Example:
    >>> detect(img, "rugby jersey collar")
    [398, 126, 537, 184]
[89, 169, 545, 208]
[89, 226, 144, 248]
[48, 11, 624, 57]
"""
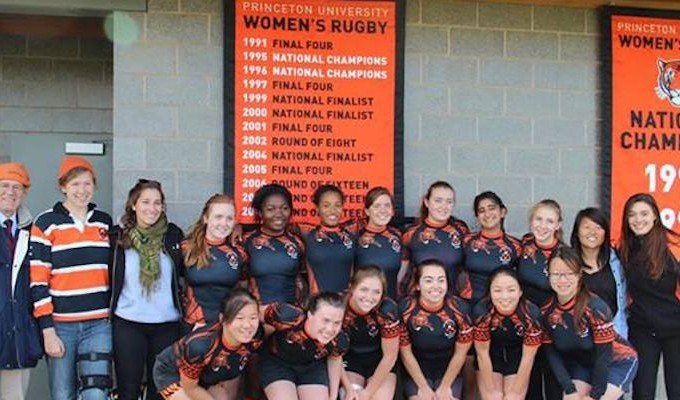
[53, 201, 97, 216]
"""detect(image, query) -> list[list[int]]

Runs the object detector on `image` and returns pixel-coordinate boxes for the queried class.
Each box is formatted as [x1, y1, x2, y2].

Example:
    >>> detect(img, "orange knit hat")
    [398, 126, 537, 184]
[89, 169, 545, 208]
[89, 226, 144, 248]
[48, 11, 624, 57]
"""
[0, 162, 31, 188]
[57, 156, 95, 180]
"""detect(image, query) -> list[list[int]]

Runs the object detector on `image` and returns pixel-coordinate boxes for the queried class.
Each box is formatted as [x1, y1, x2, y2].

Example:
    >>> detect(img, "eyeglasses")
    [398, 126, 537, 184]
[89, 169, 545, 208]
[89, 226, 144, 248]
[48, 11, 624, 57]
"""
[549, 272, 579, 280]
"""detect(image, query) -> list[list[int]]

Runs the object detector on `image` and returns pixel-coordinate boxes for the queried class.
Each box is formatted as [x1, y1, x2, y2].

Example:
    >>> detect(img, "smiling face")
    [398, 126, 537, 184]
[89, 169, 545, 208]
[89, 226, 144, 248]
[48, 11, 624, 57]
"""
[204, 202, 236, 242]
[366, 194, 394, 227]
[134, 188, 163, 228]
[577, 217, 605, 251]
[548, 257, 581, 302]
[476, 198, 506, 232]
[417, 265, 447, 305]
[531, 206, 561, 245]
[61, 171, 95, 211]
[259, 193, 291, 234]
[317, 190, 343, 227]
[306, 303, 345, 344]
[350, 276, 383, 314]
[627, 201, 656, 236]
[0, 180, 26, 218]
[424, 187, 455, 224]
[489, 273, 522, 315]
[223, 303, 260, 345]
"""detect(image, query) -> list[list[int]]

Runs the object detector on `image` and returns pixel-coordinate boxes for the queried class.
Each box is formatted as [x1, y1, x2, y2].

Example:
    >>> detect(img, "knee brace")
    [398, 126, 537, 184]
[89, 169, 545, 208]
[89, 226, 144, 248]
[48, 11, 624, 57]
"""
[77, 352, 113, 391]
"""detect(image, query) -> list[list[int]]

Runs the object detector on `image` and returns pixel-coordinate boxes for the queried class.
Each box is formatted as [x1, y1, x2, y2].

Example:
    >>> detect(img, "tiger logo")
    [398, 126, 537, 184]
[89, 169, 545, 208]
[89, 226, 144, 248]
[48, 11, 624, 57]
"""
[655, 58, 680, 107]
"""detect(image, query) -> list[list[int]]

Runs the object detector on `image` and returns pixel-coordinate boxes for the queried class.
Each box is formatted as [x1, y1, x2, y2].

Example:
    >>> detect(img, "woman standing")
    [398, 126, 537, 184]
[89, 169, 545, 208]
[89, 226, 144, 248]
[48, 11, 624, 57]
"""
[618, 193, 680, 400]
[341, 265, 400, 400]
[399, 259, 473, 400]
[354, 187, 403, 300]
[182, 194, 247, 330]
[543, 246, 637, 400]
[571, 207, 628, 338]
[153, 288, 263, 400]
[473, 269, 542, 400]
[30, 157, 113, 400]
[292, 185, 355, 294]
[401, 181, 469, 296]
[518, 199, 563, 308]
[110, 179, 184, 400]
[0, 163, 41, 400]
[260, 292, 348, 400]
[462, 191, 521, 304]
[243, 184, 305, 306]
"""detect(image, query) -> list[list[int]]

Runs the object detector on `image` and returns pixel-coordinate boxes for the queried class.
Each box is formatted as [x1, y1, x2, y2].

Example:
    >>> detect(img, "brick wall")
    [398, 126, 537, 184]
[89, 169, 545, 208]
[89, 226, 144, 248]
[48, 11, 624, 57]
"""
[403, 0, 600, 237]
[112, 0, 602, 236]
[112, 0, 223, 227]
[0, 34, 113, 156]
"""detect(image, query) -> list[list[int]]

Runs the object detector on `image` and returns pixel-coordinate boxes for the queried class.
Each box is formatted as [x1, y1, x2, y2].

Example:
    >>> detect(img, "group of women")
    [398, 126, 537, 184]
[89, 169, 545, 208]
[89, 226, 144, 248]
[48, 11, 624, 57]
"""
[2, 155, 678, 400]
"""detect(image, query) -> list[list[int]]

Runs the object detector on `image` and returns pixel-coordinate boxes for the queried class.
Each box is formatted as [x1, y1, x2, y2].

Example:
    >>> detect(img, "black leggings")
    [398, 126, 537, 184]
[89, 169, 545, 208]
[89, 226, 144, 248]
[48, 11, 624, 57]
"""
[113, 317, 180, 400]
[526, 347, 562, 400]
[629, 325, 680, 400]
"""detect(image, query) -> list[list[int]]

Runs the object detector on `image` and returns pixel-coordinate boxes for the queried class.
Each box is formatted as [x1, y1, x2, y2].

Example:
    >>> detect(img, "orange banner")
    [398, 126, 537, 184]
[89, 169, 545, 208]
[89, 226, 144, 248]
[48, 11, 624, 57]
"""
[607, 10, 680, 241]
[228, 0, 403, 224]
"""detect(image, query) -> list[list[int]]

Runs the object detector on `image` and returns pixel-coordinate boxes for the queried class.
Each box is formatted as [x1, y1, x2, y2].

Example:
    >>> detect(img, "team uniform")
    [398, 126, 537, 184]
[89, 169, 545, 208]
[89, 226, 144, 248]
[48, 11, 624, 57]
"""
[517, 234, 559, 308]
[541, 294, 638, 398]
[182, 240, 248, 326]
[472, 298, 543, 376]
[292, 223, 355, 294]
[461, 230, 521, 303]
[354, 224, 403, 299]
[402, 217, 469, 295]
[399, 295, 473, 397]
[343, 297, 401, 378]
[517, 234, 561, 400]
[259, 303, 349, 387]
[153, 322, 264, 399]
[243, 229, 304, 305]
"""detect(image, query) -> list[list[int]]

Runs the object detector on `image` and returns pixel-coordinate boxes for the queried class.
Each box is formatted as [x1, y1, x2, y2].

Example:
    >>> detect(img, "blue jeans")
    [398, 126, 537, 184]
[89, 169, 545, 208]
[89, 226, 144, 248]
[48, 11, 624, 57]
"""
[47, 319, 112, 400]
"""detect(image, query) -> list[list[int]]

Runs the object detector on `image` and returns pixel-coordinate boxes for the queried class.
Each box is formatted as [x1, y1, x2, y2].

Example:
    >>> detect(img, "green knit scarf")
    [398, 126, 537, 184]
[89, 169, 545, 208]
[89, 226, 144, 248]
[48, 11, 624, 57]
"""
[129, 213, 168, 295]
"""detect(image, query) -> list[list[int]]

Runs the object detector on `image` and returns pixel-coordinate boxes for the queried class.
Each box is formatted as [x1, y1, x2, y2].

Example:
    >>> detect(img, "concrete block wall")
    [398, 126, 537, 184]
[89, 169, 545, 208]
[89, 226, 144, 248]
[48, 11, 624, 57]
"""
[403, 0, 600, 237]
[112, 0, 602, 236]
[0, 34, 113, 158]
[112, 0, 223, 227]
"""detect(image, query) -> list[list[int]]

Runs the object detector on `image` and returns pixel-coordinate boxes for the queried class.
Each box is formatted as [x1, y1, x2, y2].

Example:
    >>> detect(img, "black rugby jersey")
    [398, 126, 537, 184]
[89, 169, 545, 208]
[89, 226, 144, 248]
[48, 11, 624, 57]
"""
[183, 240, 248, 326]
[402, 217, 469, 294]
[398, 295, 473, 364]
[343, 297, 400, 355]
[354, 224, 403, 299]
[170, 322, 263, 387]
[461, 230, 521, 302]
[243, 229, 305, 304]
[472, 298, 542, 349]
[292, 223, 355, 294]
[264, 302, 349, 365]
[517, 234, 559, 307]
[541, 294, 637, 398]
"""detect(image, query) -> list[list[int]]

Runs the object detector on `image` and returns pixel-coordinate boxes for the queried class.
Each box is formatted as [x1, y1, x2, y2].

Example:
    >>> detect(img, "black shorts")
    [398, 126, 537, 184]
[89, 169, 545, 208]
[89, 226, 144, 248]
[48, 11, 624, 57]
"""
[563, 358, 638, 392]
[259, 353, 329, 388]
[474, 345, 522, 376]
[403, 359, 462, 398]
[344, 351, 397, 379]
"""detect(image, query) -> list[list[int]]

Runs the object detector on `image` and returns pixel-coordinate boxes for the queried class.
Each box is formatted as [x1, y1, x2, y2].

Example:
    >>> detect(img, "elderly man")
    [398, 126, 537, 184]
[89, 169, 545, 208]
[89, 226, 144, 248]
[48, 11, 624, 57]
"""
[0, 162, 42, 400]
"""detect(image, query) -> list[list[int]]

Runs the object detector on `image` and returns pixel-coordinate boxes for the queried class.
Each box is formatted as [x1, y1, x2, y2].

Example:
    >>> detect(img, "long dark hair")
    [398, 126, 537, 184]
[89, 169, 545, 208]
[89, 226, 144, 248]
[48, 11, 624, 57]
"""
[619, 193, 679, 279]
[119, 179, 165, 248]
[419, 181, 455, 223]
[548, 246, 590, 334]
[571, 207, 611, 270]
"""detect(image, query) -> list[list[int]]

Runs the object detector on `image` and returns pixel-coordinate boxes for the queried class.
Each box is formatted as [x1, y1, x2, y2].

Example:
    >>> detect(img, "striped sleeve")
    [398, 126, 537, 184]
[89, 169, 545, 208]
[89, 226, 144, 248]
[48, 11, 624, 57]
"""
[30, 220, 55, 329]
